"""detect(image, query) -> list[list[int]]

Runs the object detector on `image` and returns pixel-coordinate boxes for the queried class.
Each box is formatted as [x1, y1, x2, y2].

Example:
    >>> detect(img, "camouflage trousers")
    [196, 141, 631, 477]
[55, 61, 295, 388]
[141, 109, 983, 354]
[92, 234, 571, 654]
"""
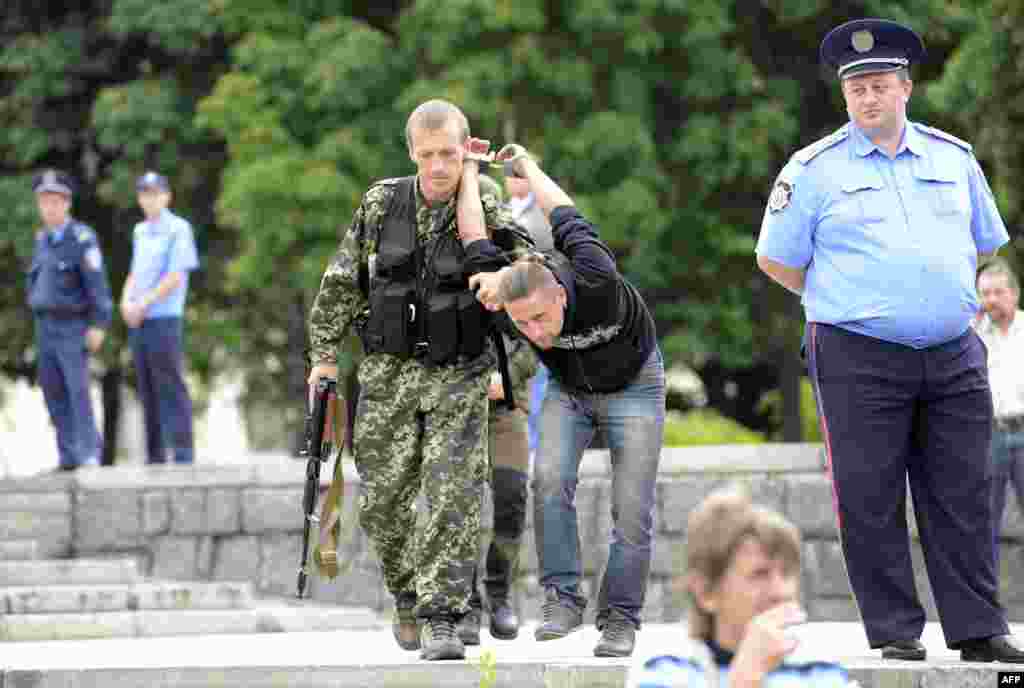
[354, 356, 489, 619]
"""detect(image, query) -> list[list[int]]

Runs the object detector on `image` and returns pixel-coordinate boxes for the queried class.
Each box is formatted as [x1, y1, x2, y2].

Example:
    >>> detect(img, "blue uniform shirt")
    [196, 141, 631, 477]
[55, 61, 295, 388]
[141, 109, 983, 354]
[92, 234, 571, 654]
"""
[28, 219, 113, 327]
[128, 209, 199, 319]
[756, 121, 1008, 349]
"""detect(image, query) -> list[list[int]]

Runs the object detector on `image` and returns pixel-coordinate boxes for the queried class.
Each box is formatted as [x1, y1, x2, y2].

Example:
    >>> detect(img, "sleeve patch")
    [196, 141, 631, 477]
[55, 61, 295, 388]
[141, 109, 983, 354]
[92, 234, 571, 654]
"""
[768, 180, 794, 213]
[84, 247, 103, 271]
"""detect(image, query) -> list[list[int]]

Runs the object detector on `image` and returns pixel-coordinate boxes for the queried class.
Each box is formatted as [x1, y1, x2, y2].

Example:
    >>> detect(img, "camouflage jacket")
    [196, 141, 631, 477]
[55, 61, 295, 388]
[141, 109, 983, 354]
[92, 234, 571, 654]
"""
[309, 175, 528, 393]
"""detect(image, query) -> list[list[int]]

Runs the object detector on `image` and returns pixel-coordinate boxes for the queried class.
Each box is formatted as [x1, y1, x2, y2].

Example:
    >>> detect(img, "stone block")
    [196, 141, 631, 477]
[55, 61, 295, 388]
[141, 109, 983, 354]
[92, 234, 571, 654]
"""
[0, 558, 139, 586]
[259, 534, 302, 596]
[136, 609, 260, 637]
[140, 491, 170, 536]
[0, 539, 39, 560]
[659, 478, 718, 534]
[784, 475, 838, 536]
[0, 611, 137, 641]
[170, 489, 206, 535]
[242, 488, 303, 533]
[76, 489, 142, 549]
[208, 488, 241, 534]
[133, 581, 252, 610]
[313, 566, 389, 608]
[212, 536, 261, 582]
[808, 596, 861, 623]
[651, 536, 686, 578]
[803, 540, 852, 598]
[0, 511, 70, 542]
[150, 536, 197, 580]
[2, 584, 130, 614]
[196, 535, 215, 578]
[0, 492, 70, 513]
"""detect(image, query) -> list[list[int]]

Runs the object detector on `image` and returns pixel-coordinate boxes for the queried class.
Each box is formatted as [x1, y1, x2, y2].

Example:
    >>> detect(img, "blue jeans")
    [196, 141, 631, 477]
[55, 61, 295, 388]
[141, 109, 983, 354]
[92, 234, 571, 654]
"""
[532, 347, 665, 629]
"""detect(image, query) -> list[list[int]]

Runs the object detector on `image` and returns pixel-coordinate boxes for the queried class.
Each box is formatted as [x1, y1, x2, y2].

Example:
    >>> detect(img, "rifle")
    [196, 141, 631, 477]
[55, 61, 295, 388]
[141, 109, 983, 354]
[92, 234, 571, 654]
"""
[297, 376, 337, 599]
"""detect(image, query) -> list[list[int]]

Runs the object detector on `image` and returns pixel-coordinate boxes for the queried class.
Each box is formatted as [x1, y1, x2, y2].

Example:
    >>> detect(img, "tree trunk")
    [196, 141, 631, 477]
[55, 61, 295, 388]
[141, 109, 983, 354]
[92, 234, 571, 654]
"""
[101, 366, 122, 465]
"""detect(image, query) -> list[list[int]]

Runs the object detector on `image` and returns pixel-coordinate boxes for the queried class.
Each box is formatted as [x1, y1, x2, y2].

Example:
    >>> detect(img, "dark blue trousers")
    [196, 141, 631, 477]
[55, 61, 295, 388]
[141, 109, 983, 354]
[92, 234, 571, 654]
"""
[129, 317, 194, 464]
[35, 317, 102, 469]
[807, 323, 1006, 648]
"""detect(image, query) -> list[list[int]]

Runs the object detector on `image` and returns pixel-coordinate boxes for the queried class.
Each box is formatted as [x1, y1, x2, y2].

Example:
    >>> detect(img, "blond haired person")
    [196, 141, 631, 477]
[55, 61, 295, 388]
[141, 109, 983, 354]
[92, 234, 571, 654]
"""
[628, 488, 853, 688]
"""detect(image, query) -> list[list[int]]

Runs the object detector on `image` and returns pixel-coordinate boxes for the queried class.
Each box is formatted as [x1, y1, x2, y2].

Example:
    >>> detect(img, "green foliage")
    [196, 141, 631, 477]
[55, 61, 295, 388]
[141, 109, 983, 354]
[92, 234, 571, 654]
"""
[663, 409, 765, 447]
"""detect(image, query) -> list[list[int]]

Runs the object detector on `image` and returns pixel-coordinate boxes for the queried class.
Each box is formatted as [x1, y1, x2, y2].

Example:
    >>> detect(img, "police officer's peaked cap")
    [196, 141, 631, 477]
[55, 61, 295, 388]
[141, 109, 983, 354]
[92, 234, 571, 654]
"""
[32, 169, 74, 197]
[820, 18, 925, 80]
[136, 171, 170, 192]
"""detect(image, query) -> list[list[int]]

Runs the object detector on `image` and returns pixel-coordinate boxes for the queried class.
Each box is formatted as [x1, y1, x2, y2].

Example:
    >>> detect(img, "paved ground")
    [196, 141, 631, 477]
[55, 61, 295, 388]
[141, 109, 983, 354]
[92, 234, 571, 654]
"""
[6, 622, 1024, 675]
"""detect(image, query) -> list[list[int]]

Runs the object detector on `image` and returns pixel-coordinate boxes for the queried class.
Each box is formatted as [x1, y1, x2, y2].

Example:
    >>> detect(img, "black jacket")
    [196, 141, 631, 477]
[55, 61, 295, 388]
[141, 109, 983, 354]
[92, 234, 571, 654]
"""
[533, 206, 656, 394]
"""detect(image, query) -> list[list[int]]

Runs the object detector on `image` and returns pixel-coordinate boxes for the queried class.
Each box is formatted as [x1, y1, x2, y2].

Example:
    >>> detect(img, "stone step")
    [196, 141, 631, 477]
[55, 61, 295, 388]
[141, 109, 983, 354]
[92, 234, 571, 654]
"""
[0, 602, 383, 641]
[1, 580, 254, 614]
[0, 623, 1018, 688]
[0, 491, 71, 513]
[0, 538, 39, 559]
[0, 558, 140, 586]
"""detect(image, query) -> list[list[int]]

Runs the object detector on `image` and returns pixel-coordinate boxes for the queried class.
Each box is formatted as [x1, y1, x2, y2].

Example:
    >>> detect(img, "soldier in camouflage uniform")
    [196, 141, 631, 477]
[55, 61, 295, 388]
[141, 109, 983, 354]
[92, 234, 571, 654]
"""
[307, 100, 525, 660]
[455, 174, 537, 645]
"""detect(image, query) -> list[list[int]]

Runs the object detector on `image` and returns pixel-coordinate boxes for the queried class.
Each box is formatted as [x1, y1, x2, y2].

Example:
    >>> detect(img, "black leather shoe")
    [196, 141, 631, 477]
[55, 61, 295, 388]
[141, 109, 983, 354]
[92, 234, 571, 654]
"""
[594, 611, 637, 657]
[960, 635, 1024, 663]
[880, 639, 926, 661]
[488, 598, 519, 640]
[534, 588, 583, 641]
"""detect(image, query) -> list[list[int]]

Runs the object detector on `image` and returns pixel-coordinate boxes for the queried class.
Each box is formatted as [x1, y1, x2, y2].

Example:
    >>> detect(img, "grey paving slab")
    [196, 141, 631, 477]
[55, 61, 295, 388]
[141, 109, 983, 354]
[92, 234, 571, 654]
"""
[2, 622, 1022, 688]
[1, 581, 252, 614]
[0, 558, 139, 586]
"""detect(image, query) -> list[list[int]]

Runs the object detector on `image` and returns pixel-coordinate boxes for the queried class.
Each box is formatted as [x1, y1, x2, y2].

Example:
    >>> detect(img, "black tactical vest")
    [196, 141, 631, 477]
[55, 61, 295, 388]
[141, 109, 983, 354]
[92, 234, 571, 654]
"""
[360, 177, 490, 365]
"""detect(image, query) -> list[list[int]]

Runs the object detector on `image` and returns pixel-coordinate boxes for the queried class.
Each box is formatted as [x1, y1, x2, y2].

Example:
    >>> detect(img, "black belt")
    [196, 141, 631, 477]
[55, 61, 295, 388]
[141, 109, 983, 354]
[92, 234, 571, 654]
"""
[995, 414, 1024, 433]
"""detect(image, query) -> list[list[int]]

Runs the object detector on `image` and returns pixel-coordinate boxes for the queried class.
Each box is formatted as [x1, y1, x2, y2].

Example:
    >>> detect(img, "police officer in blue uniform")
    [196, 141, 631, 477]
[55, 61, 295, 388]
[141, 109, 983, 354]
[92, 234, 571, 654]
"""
[756, 18, 1024, 664]
[27, 170, 112, 471]
[120, 171, 199, 464]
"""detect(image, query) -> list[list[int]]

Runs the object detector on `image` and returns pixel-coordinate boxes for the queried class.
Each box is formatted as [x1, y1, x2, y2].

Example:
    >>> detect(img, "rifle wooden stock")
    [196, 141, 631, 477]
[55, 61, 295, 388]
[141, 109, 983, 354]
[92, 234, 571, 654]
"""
[297, 377, 337, 599]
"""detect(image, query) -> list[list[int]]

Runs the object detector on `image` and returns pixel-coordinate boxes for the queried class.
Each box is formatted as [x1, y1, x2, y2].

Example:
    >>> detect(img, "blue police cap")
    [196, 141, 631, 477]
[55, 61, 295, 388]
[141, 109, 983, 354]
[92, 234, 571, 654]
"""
[32, 169, 74, 197]
[136, 171, 170, 192]
[820, 18, 925, 80]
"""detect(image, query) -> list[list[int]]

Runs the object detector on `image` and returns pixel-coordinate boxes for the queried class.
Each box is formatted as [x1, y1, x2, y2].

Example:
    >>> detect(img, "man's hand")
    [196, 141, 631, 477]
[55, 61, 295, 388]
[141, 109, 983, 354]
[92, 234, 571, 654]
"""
[468, 269, 507, 312]
[85, 327, 105, 354]
[730, 602, 807, 688]
[121, 300, 146, 329]
[463, 137, 494, 167]
[307, 363, 340, 410]
[496, 143, 532, 178]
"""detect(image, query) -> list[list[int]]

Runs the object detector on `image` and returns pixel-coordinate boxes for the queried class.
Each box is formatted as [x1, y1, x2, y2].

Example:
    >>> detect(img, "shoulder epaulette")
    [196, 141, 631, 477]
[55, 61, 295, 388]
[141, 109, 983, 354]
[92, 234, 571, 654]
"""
[793, 125, 850, 165]
[73, 224, 95, 243]
[915, 123, 973, 152]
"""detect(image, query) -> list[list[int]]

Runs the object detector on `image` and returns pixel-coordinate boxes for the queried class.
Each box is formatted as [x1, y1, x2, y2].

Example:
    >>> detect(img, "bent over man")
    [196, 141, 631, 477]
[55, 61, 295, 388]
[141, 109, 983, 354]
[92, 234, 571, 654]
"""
[470, 144, 665, 658]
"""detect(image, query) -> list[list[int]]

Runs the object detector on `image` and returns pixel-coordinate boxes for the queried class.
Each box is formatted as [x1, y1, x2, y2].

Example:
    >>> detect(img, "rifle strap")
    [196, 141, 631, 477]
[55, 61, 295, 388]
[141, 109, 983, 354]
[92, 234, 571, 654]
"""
[491, 329, 516, 411]
[314, 450, 345, 579]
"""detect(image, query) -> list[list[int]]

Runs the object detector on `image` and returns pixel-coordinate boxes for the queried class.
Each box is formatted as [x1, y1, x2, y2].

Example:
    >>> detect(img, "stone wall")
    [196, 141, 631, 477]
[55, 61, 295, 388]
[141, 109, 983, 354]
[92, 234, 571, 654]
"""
[46, 445, 1024, 623]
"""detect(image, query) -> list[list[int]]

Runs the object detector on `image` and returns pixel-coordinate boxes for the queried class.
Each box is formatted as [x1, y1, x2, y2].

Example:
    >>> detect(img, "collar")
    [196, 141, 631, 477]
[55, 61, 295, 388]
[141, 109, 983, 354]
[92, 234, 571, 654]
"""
[850, 121, 923, 159]
[141, 208, 172, 232]
[979, 311, 1023, 337]
[48, 219, 73, 244]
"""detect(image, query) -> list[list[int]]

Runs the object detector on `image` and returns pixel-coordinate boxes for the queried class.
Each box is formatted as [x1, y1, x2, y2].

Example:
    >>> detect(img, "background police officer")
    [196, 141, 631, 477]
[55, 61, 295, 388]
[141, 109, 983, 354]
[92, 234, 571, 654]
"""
[756, 18, 1024, 663]
[120, 171, 200, 465]
[27, 169, 112, 471]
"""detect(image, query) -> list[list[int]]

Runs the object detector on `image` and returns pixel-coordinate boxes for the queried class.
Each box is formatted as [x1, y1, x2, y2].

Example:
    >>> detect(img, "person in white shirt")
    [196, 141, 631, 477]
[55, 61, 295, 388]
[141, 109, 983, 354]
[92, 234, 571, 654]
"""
[976, 258, 1024, 565]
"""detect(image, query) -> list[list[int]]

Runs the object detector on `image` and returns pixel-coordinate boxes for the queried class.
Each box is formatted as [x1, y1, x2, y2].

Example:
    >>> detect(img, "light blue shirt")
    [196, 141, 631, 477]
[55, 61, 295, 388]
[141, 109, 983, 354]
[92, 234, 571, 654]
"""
[128, 209, 199, 319]
[756, 120, 1009, 349]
